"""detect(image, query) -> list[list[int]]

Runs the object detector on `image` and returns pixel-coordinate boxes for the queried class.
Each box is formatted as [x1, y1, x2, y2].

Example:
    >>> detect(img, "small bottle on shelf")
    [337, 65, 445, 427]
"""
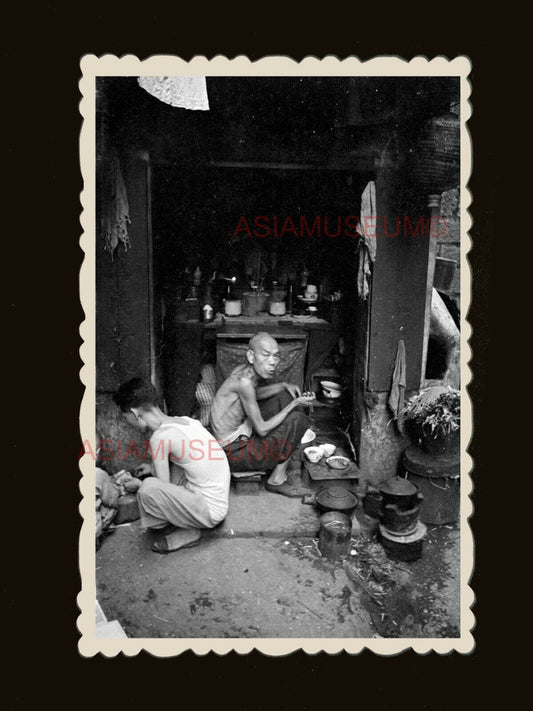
[287, 283, 294, 314]
[201, 285, 215, 323]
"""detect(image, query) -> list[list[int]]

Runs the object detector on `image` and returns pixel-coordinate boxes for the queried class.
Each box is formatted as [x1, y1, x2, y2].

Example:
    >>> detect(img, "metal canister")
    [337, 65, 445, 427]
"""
[202, 303, 214, 323]
[318, 511, 352, 561]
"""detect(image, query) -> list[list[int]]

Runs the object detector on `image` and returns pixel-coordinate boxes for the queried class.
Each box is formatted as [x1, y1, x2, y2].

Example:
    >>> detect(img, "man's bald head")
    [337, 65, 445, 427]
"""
[246, 332, 280, 379]
[248, 332, 278, 353]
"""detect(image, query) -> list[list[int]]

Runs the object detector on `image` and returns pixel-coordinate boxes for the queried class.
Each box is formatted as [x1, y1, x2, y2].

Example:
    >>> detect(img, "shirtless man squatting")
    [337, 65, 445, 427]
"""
[210, 332, 316, 497]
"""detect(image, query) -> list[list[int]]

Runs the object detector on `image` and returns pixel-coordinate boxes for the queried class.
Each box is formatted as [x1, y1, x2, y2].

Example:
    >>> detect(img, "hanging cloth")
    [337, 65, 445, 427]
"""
[356, 181, 376, 300]
[137, 76, 209, 111]
[388, 339, 406, 433]
[103, 152, 131, 256]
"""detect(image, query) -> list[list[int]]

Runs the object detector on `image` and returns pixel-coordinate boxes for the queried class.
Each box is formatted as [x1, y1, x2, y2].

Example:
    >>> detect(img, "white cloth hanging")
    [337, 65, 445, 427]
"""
[388, 339, 407, 433]
[137, 76, 209, 111]
[356, 180, 376, 300]
[103, 153, 131, 256]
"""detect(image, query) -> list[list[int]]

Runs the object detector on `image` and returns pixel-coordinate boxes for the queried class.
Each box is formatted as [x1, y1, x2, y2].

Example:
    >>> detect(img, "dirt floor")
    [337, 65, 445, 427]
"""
[96, 483, 460, 639]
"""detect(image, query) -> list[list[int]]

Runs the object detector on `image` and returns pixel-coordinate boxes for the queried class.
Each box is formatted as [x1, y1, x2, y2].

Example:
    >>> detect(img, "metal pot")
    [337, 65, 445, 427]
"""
[378, 477, 423, 510]
[315, 486, 358, 517]
[382, 502, 421, 534]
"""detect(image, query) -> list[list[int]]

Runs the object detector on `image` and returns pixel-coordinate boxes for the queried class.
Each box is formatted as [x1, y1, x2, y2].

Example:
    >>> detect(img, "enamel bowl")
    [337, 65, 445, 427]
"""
[320, 443, 336, 457]
[322, 388, 341, 399]
[321, 380, 342, 398]
[304, 446, 324, 463]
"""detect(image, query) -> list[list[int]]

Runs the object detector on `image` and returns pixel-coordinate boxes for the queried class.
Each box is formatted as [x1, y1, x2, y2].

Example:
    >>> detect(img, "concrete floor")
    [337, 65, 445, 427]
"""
[96, 482, 461, 639]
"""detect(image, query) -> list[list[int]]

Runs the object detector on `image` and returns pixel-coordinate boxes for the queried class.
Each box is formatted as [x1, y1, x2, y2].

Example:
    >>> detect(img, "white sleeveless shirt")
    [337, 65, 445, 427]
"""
[151, 417, 230, 523]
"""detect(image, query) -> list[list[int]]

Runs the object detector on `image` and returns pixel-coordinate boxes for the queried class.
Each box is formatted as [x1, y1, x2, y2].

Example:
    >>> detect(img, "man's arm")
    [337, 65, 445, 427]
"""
[238, 378, 312, 437]
[149, 432, 171, 483]
[256, 381, 302, 400]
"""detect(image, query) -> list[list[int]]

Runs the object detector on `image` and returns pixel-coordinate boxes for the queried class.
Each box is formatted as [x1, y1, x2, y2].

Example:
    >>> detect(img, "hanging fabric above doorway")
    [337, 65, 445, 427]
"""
[137, 76, 210, 111]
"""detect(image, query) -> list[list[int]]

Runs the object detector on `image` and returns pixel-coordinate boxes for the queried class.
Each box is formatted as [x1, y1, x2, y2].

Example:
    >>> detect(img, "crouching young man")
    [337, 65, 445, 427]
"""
[114, 378, 230, 554]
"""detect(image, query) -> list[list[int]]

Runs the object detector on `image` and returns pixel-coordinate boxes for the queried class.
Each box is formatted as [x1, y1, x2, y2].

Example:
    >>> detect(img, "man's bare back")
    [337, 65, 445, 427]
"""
[209, 364, 254, 447]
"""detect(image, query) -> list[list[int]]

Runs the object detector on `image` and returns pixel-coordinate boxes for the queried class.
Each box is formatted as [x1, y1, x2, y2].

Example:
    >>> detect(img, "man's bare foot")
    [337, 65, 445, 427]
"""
[267, 473, 287, 486]
[267, 461, 290, 486]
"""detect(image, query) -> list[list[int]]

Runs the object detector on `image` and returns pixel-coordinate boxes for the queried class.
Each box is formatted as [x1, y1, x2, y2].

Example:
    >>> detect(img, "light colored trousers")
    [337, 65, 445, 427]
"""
[138, 476, 215, 531]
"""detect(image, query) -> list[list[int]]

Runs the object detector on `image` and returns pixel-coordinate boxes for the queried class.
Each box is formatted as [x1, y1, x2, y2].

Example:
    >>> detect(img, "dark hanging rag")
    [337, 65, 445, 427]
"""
[388, 339, 406, 432]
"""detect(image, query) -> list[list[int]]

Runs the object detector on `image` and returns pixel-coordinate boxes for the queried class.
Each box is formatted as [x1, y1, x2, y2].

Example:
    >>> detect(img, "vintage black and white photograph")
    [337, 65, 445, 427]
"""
[79, 56, 473, 655]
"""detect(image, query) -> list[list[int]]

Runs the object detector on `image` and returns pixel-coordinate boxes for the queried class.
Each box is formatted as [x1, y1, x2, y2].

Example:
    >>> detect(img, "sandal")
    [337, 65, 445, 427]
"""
[149, 523, 178, 538]
[265, 479, 311, 498]
[150, 529, 201, 554]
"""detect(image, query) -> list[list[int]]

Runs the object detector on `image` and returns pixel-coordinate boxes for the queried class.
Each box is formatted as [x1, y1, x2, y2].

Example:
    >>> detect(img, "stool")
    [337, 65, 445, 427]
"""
[231, 471, 263, 495]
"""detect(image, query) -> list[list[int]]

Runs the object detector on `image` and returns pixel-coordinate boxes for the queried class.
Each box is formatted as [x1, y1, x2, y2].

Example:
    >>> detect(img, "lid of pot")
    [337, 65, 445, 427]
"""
[378, 477, 418, 497]
[316, 486, 357, 509]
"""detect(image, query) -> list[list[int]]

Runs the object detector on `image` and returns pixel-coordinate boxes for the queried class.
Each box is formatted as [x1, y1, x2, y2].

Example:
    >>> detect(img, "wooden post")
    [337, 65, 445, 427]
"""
[420, 194, 441, 387]
[367, 170, 433, 391]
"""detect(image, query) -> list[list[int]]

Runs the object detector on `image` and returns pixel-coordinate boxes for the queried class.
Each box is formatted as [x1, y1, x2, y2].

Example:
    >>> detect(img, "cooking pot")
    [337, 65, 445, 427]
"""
[382, 502, 421, 535]
[224, 299, 242, 317]
[315, 486, 358, 517]
[269, 300, 286, 316]
[377, 477, 423, 509]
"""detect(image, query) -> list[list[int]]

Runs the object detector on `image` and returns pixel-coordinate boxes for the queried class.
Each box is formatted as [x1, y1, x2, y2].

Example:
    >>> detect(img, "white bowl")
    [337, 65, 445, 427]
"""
[321, 380, 341, 391]
[320, 443, 336, 457]
[322, 389, 341, 399]
[304, 446, 324, 463]
[300, 428, 316, 445]
[321, 380, 342, 398]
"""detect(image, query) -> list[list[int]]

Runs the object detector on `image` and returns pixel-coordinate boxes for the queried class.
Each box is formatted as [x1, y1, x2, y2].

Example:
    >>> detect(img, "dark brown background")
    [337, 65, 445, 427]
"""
[6, 3, 501, 709]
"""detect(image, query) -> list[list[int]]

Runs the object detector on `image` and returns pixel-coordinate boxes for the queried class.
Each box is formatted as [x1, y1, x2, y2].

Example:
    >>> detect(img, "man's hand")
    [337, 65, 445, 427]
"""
[134, 462, 153, 478]
[284, 382, 302, 399]
[293, 391, 316, 407]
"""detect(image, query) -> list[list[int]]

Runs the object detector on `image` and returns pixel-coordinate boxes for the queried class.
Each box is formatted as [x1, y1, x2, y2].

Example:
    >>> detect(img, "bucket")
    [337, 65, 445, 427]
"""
[318, 511, 352, 561]
[406, 470, 459, 525]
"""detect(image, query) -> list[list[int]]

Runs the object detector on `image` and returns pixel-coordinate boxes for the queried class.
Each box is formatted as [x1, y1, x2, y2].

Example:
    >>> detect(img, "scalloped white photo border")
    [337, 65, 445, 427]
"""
[78, 54, 473, 657]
